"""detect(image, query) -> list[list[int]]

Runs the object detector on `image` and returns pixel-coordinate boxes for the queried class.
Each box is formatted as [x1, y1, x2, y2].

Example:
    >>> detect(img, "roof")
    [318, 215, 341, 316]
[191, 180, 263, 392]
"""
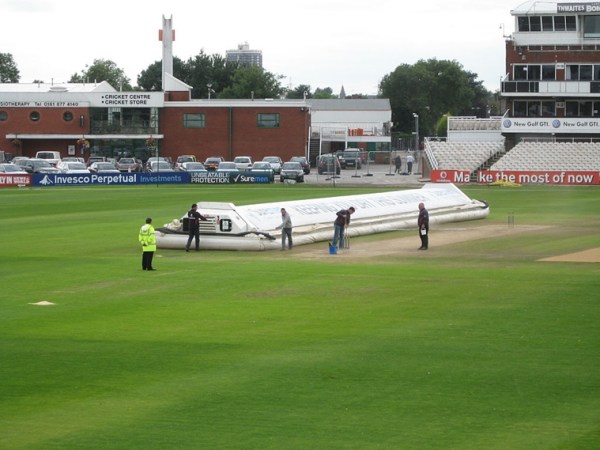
[0, 81, 116, 93]
[511, 1, 558, 15]
[306, 99, 391, 111]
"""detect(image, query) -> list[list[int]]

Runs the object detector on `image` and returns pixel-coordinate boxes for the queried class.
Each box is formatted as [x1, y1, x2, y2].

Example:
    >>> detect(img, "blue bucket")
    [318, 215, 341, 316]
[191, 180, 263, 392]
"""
[328, 244, 337, 255]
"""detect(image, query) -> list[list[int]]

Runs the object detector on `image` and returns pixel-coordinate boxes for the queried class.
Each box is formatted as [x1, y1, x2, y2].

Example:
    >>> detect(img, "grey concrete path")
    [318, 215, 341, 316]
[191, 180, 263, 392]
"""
[301, 163, 427, 187]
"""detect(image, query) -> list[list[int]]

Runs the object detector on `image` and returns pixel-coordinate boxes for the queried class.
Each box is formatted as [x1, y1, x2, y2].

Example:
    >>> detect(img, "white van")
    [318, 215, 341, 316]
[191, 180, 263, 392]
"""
[35, 151, 61, 166]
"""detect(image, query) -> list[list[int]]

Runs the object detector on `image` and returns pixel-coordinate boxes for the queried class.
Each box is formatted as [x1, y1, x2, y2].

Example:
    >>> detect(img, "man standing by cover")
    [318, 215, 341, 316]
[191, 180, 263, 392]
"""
[418, 202, 429, 250]
[185, 203, 208, 252]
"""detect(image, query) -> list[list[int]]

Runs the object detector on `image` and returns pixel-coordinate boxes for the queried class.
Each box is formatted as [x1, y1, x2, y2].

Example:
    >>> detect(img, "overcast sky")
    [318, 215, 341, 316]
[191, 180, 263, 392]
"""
[1, 0, 525, 94]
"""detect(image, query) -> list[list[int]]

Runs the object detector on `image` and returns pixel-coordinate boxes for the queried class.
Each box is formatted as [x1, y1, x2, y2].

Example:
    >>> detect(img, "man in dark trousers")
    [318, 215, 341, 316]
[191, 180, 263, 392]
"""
[418, 202, 429, 250]
[185, 203, 208, 252]
[394, 155, 402, 174]
[331, 206, 355, 249]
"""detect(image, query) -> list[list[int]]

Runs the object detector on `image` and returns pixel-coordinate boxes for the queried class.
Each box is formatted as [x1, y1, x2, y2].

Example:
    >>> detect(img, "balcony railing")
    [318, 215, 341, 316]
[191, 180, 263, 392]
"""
[502, 80, 600, 95]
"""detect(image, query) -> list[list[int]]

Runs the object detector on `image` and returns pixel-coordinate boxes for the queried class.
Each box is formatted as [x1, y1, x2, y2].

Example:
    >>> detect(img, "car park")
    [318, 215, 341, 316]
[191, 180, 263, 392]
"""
[89, 162, 120, 174]
[280, 161, 305, 183]
[262, 156, 283, 174]
[290, 156, 310, 174]
[23, 158, 61, 174]
[317, 154, 341, 175]
[115, 157, 142, 172]
[204, 156, 224, 171]
[57, 161, 90, 174]
[233, 156, 253, 170]
[180, 162, 207, 172]
[0, 163, 28, 174]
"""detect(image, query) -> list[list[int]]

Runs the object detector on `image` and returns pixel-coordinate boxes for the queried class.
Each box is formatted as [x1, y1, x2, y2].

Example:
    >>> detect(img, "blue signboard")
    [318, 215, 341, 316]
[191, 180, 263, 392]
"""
[32, 172, 189, 187]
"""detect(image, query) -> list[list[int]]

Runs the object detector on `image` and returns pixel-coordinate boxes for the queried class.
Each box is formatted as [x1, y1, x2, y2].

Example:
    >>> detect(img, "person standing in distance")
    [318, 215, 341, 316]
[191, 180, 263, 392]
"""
[394, 155, 402, 174]
[418, 202, 429, 250]
[185, 203, 208, 252]
[139, 217, 157, 270]
[331, 206, 355, 249]
[406, 153, 415, 175]
[275, 207, 293, 250]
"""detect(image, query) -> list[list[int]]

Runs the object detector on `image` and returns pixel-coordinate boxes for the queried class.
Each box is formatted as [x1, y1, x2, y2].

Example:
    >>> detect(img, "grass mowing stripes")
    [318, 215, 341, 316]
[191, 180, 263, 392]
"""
[1, 184, 599, 449]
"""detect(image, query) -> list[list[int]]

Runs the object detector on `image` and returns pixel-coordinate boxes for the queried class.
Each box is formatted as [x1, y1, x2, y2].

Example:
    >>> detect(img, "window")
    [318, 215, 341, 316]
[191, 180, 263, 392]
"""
[541, 101, 555, 117]
[518, 15, 576, 32]
[542, 65, 556, 80]
[30, 111, 40, 122]
[0, 111, 7, 121]
[63, 111, 73, 121]
[257, 113, 280, 128]
[584, 15, 600, 37]
[580, 65, 593, 80]
[183, 113, 205, 128]
[514, 65, 528, 80]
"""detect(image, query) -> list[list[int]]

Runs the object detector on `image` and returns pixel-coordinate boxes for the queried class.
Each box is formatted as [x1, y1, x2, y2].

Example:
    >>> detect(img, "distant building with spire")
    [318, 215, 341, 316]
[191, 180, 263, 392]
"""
[339, 86, 346, 99]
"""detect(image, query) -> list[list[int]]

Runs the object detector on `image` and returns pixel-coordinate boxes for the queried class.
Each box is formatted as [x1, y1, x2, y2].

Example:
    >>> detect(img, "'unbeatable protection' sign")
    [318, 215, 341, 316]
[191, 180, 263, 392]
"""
[190, 171, 273, 184]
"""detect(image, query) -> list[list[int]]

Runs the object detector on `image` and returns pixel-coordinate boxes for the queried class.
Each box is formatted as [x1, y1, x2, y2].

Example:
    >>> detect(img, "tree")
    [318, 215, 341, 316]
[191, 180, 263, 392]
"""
[379, 58, 492, 137]
[313, 87, 337, 99]
[137, 57, 187, 91]
[0, 53, 20, 82]
[219, 65, 285, 99]
[286, 84, 312, 99]
[69, 59, 132, 90]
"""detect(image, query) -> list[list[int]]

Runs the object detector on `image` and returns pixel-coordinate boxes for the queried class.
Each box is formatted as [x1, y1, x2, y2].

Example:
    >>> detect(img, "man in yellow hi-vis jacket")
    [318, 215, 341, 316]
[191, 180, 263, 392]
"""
[139, 217, 157, 271]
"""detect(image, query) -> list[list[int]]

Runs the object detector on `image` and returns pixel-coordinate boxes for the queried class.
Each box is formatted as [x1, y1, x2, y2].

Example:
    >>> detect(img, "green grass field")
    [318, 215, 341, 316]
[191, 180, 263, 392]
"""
[1, 184, 599, 450]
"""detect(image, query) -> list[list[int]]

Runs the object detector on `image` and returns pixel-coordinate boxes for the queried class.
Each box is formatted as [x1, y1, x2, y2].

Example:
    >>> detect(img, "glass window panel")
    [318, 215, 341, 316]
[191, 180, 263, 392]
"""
[528, 65, 541, 80]
[513, 101, 527, 116]
[583, 16, 600, 37]
[565, 101, 578, 117]
[183, 113, 205, 128]
[542, 65, 556, 80]
[580, 65, 593, 80]
[566, 65, 579, 81]
[257, 113, 280, 128]
[518, 16, 530, 32]
[565, 16, 576, 31]
[514, 65, 528, 80]
[580, 101, 593, 116]
[542, 101, 555, 117]
[593, 102, 600, 117]
[554, 16, 566, 31]
[530, 16, 542, 31]
[542, 16, 554, 31]
[528, 102, 541, 117]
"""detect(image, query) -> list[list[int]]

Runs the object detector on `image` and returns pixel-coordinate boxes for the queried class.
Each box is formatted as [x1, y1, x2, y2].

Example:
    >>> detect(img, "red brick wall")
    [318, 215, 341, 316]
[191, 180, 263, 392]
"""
[0, 107, 89, 157]
[160, 106, 309, 162]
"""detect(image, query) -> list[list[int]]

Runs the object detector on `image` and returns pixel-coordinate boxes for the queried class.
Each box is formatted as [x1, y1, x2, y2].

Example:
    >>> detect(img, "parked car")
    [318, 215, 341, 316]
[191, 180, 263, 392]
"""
[57, 161, 90, 174]
[216, 161, 239, 173]
[251, 161, 274, 182]
[233, 156, 253, 170]
[115, 157, 142, 172]
[203, 156, 224, 171]
[61, 156, 85, 163]
[280, 162, 305, 183]
[180, 162, 207, 172]
[89, 162, 119, 174]
[11, 156, 30, 168]
[317, 154, 341, 175]
[0, 163, 28, 174]
[262, 156, 283, 174]
[289, 156, 310, 174]
[23, 158, 61, 174]
[149, 161, 174, 172]
[35, 151, 61, 166]
[145, 156, 170, 171]
[175, 155, 196, 170]
[336, 149, 363, 169]
[87, 156, 108, 167]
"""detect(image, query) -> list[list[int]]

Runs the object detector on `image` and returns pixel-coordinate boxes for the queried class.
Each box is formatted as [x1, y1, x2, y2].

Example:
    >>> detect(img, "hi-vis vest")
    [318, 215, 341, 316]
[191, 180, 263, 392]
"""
[139, 224, 156, 252]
